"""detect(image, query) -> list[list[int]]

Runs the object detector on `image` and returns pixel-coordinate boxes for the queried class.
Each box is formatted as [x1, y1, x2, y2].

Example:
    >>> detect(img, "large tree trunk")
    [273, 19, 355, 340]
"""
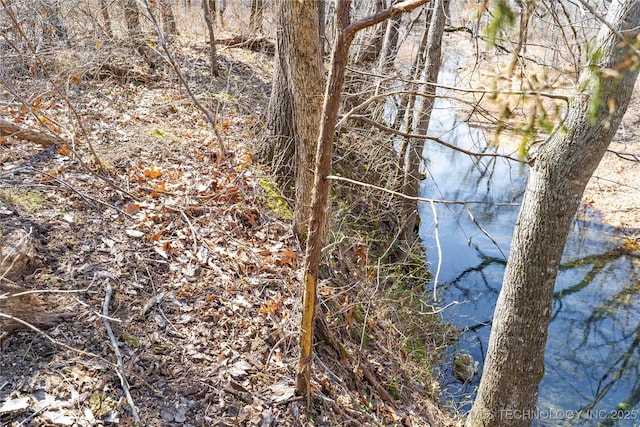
[466, 1, 640, 425]
[260, 12, 295, 196]
[281, 0, 324, 240]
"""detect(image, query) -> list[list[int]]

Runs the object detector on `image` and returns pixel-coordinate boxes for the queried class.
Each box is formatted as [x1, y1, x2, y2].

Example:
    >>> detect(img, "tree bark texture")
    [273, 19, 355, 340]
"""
[261, 13, 295, 195]
[250, 0, 264, 34]
[378, 0, 402, 69]
[122, 0, 156, 67]
[280, 0, 325, 241]
[295, 0, 352, 397]
[466, 1, 640, 425]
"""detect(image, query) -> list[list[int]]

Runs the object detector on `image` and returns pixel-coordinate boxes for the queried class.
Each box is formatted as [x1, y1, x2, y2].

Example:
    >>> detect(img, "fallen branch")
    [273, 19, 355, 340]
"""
[0, 118, 63, 147]
[102, 280, 141, 424]
[216, 35, 275, 54]
[93, 64, 160, 83]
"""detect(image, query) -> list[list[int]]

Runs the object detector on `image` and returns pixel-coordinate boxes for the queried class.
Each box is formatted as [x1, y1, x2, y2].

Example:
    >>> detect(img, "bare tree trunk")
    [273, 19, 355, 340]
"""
[260, 4, 294, 197]
[295, 0, 430, 398]
[401, 0, 447, 247]
[378, 0, 401, 69]
[203, 0, 219, 76]
[249, 0, 264, 34]
[99, 0, 113, 38]
[160, 0, 178, 36]
[122, 0, 157, 68]
[296, 0, 351, 397]
[318, 0, 326, 56]
[466, 1, 640, 425]
[280, 0, 324, 240]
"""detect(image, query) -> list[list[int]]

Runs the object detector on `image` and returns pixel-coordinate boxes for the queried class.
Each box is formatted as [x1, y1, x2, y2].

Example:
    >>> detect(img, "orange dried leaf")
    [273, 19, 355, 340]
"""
[144, 166, 162, 179]
[259, 299, 279, 314]
[148, 231, 163, 241]
[281, 247, 297, 260]
[57, 144, 71, 156]
[124, 203, 141, 214]
[345, 309, 355, 325]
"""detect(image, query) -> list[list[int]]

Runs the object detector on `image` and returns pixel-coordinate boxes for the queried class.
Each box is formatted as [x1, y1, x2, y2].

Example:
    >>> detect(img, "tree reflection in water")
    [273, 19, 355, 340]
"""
[416, 55, 640, 424]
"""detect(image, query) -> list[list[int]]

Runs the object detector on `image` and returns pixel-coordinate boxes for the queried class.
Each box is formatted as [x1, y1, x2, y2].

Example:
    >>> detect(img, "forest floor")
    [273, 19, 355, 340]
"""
[3, 16, 640, 427]
[0, 33, 458, 427]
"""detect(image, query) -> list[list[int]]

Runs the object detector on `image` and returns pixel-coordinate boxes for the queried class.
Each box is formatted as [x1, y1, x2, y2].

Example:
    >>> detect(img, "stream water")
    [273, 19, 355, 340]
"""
[417, 56, 640, 426]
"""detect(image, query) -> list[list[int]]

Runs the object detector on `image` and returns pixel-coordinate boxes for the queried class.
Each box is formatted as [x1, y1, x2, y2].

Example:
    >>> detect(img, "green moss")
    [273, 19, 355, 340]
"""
[149, 128, 167, 138]
[258, 178, 293, 219]
[121, 332, 141, 348]
[0, 189, 44, 212]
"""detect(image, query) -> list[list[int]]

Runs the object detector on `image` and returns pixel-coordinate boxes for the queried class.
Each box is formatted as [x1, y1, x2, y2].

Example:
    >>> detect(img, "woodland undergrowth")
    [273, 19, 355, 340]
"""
[0, 28, 458, 427]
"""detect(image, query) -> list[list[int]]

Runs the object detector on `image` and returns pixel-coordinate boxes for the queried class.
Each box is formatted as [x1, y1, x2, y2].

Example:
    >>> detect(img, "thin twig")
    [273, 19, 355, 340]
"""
[326, 175, 519, 206]
[607, 149, 640, 162]
[429, 201, 442, 301]
[102, 281, 140, 424]
[35, 169, 133, 217]
[346, 66, 571, 101]
[463, 204, 507, 261]
[348, 114, 525, 163]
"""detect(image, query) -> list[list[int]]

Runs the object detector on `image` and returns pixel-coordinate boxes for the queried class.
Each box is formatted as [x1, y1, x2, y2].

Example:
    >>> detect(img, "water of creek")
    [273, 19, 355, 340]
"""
[416, 56, 640, 426]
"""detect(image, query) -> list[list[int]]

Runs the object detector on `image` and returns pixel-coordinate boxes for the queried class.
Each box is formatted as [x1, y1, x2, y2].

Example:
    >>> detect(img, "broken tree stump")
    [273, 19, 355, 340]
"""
[0, 222, 70, 339]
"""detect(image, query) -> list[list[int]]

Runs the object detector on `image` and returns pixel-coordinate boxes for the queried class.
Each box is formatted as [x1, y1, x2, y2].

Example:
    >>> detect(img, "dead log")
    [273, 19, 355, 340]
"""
[0, 224, 70, 340]
[94, 64, 160, 83]
[0, 118, 62, 147]
[0, 284, 68, 338]
[216, 35, 275, 54]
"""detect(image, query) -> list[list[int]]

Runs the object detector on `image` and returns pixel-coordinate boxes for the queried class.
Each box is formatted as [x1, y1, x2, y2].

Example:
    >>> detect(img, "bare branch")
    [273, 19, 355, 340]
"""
[348, 114, 525, 163]
[326, 174, 519, 206]
[102, 280, 141, 423]
[607, 149, 640, 162]
[345, 0, 430, 41]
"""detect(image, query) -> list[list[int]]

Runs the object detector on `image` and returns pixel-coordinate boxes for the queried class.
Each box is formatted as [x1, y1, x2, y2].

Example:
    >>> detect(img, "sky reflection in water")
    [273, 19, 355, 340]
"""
[417, 58, 640, 426]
